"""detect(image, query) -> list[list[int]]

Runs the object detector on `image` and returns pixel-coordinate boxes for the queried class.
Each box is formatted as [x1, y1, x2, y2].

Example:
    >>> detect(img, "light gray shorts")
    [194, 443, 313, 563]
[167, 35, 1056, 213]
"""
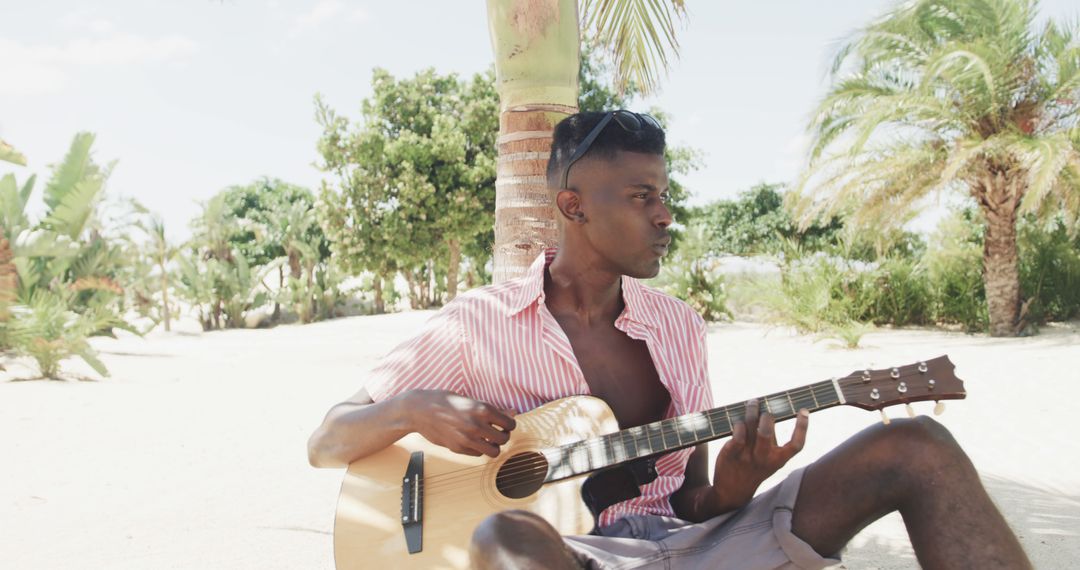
[563, 467, 841, 570]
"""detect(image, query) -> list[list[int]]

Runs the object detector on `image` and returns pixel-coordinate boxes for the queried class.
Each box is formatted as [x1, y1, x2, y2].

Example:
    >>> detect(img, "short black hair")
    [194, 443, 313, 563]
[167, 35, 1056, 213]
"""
[545, 111, 666, 189]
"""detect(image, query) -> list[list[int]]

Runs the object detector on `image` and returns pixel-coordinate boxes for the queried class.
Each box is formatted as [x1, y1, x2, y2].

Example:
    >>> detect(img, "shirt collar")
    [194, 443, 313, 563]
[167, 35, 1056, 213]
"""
[507, 247, 657, 329]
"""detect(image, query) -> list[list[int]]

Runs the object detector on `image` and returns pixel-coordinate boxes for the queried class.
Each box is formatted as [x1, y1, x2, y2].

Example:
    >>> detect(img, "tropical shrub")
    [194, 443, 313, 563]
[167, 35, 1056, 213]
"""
[0, 133, 136, 377]
[1018, 217, 1080, 324]
[851, 257, 933, 327]
[649, 224, 730, 322]
[4, 290, 125, 378]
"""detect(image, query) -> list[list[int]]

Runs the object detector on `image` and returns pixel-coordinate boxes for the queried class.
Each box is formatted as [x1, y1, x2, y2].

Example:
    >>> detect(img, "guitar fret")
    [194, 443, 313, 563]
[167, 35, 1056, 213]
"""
[539, 358, 959, 484]
[663, 421, 680, 449]
[791, 390, 816, 415]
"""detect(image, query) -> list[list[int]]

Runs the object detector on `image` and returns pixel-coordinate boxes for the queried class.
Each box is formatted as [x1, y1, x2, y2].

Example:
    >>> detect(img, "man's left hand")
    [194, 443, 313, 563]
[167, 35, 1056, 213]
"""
[710, 399, 809, 513]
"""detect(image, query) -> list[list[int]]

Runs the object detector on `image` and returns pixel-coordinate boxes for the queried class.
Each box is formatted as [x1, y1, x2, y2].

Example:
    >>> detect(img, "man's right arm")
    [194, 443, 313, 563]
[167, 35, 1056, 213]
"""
[307, 388, 517, 468]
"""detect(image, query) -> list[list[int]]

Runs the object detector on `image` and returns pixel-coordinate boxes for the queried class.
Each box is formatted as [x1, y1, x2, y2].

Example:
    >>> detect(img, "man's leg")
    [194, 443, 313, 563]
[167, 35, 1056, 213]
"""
[790, 416, 1030, 569]
[469, 509, 582, 570]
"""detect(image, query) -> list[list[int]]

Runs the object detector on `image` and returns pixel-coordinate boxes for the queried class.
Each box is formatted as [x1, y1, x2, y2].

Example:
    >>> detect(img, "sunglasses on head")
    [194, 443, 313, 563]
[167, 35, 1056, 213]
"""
[559, 110, 662, 189]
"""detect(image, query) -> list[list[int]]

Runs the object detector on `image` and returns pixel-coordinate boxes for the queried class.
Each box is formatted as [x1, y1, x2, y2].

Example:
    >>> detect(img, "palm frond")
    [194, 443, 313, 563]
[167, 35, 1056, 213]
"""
[43, 175, 107, 240]
[43, 133, 96, 212]
[0, 174, 30, 241]
[1018, 133, 1077, 216]
[581, 0, 686, 95]
[11, 229, 80, 259]
[0, 139, 27, 166]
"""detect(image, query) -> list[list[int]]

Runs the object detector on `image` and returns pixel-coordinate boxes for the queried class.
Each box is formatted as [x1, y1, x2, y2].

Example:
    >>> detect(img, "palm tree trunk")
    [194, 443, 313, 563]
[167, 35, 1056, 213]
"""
[158, 258, 171, 332]
[486, 0, 580, 283]
[404, 271, 419, 309]
[373, 274, 385, 314]
[980, 174, 1022, 337]
[288, 250, 302, 279]
[446, 238, 462, 301]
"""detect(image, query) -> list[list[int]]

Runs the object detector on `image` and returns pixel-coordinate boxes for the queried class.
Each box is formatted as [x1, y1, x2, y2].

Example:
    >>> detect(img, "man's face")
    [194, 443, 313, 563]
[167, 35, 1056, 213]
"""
[564, 150, 673, 279]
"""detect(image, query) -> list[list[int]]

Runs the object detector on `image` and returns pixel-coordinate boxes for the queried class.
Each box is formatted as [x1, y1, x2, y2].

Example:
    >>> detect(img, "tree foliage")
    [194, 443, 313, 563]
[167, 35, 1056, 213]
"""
[177, 179, 334, 329]
[316, 68, 499, 309]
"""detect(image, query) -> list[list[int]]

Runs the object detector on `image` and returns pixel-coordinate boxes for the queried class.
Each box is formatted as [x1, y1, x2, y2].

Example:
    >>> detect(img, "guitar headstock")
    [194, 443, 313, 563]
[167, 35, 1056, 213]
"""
[837, 355, 965, 411]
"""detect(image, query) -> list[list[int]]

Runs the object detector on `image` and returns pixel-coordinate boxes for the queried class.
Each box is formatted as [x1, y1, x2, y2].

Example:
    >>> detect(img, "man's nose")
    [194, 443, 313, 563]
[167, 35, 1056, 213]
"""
[654, 202, 673, 228]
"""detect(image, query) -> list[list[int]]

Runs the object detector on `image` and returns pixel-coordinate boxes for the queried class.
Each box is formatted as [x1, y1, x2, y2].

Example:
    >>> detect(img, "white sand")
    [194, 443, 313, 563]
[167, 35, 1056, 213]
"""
[2, 313, 1078, 569]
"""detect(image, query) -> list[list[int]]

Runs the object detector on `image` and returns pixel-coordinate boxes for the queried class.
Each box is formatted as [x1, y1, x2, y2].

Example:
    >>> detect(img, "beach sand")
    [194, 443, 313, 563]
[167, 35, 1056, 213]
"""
[2, 313, 1078, 569]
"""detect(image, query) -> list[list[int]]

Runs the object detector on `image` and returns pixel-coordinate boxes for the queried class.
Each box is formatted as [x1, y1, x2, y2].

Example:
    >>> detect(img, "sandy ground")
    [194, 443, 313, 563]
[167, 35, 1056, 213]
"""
[2, 312, 1078, 569]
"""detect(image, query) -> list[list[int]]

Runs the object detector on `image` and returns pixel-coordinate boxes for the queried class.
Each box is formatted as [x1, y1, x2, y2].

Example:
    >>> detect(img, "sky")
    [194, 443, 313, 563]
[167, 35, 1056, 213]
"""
[2, 0, 1077, 242]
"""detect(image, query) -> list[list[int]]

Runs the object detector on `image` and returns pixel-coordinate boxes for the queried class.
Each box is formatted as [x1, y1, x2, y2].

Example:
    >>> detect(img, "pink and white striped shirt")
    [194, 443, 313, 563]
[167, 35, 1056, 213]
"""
[366, 248, 714, 527]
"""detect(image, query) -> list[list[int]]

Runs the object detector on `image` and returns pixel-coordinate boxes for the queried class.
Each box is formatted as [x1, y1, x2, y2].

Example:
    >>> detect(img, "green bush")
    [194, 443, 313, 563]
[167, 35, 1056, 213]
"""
[5, 290, 121, 378]
[916, 209, 987, 331]
[758, 255, 872, 347]
[919, 209, 1080, 332]
[851, 257, 932, 327]
[1019, 217, 1080, 324]
[650, 224, 731, 322]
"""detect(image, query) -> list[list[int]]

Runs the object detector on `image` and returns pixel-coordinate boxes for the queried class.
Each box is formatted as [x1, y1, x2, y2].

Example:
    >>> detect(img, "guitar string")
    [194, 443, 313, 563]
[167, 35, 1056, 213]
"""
[422, 366, 947, 495]
[421, 381, 830, 492]
[420, 367, 948, 493]
[421, 367, 942, 494]
[421, 382, 839, 493]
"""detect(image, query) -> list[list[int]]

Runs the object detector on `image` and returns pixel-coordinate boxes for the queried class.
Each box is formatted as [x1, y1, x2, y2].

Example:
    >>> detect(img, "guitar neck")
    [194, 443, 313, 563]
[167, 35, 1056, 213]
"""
[544, 379, 842, 483]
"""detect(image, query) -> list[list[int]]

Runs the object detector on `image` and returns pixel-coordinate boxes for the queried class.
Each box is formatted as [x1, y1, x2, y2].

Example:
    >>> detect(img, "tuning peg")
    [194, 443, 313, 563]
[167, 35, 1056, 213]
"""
[934, 401, 946, 416]
[905, 403, 916, 418]
[880, 409, 891, 425]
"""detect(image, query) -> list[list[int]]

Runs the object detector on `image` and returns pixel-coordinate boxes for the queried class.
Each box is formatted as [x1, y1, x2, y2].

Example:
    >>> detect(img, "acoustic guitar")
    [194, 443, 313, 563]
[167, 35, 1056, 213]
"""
[333, 355, 965, 569]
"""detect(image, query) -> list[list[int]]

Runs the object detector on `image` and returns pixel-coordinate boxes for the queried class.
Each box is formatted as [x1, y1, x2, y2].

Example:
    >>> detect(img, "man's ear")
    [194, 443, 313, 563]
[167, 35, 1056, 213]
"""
[555, 189, 586, 224]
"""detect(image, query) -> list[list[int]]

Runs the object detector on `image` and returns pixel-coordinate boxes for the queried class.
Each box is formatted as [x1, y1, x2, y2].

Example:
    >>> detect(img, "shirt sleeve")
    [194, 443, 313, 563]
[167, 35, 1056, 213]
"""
[686, 313, 715, 414]
[364, 303, 470, 402]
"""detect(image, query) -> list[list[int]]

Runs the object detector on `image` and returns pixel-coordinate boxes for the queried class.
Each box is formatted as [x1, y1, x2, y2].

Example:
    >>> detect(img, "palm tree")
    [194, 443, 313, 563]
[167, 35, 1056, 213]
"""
[485, 0, 686, 281]
[139, 215, 176, 332]
[796, 0, 1080, 336]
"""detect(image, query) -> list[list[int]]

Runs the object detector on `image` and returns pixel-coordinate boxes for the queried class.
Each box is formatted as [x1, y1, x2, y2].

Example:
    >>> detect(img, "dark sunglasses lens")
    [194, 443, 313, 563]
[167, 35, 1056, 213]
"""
[640, 114, 661, 130]
[612, 110, 643, 131]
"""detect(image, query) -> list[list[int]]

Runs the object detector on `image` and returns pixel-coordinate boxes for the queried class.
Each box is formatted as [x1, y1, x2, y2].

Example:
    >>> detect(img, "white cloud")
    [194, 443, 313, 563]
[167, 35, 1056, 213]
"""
[288, 1, 369, 37]
[87, 19, 116, 35]
[0, 33, 198, 96]
[58, 9, 116, 35]
[290, 0, 345, 37]
[350, 7, 369, 23]
[773, 132, 811, 179]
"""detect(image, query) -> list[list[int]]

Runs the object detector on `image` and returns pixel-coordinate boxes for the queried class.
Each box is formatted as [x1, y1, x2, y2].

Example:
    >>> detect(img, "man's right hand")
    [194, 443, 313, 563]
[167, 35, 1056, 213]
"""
[402, 390, 517, 458]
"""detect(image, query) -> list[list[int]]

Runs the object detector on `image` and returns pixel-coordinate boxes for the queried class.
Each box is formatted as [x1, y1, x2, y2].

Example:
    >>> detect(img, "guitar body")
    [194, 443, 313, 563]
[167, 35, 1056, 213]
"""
[334, 396, 619, 569]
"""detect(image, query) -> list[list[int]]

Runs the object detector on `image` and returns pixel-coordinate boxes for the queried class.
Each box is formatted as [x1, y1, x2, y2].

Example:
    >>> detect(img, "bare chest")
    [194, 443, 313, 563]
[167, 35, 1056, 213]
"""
[557, 321, 671, 429]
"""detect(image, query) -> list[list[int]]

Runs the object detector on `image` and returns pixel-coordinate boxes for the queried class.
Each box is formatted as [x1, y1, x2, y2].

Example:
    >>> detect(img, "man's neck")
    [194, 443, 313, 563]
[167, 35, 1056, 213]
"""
[544, 250, 624, 327]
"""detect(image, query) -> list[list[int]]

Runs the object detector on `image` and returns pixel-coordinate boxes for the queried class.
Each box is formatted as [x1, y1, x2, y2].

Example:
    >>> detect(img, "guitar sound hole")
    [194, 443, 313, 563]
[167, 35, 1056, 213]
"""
[495, 451, 548, 499]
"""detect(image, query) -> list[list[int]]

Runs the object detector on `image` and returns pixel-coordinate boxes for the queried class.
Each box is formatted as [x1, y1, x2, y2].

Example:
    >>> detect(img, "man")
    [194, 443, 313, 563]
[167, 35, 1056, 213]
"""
[308, 111, 1030, 569]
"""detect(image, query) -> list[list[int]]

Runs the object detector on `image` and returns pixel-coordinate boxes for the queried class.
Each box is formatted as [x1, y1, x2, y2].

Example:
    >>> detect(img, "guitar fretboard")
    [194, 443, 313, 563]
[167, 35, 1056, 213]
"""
[543, 380, 841, 483]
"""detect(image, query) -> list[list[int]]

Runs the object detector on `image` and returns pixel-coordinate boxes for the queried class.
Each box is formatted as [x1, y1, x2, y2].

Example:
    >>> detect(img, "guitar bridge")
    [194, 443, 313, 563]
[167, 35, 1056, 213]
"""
[400, 451, 424, 554]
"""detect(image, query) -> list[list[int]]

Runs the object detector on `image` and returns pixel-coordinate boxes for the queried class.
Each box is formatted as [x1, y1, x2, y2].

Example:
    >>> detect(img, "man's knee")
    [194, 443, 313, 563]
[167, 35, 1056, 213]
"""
[471, 509, 557, 551]
[470, 510, 575, 569]
[868, 416, 972, 470]
[885, 416, 961, 456]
